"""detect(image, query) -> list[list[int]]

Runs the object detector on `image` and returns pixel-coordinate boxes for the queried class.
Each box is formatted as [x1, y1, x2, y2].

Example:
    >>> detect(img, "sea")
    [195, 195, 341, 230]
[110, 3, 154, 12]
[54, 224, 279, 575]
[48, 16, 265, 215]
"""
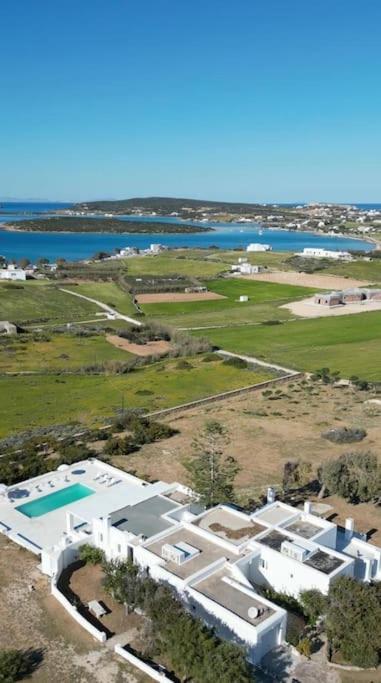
[0, 202, 378, 263]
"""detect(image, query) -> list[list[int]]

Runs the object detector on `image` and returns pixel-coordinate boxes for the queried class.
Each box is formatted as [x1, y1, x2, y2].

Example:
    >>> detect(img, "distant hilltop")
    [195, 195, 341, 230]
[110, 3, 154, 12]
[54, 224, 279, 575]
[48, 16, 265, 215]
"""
[71, 196, 271, 215]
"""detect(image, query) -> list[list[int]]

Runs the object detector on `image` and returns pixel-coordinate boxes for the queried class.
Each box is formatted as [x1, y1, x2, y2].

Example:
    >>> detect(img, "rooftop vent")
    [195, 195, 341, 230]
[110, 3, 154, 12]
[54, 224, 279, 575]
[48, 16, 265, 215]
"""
[281, 540, 309, 563]
[248, 606, 261, 620]
[161, 541, 200, 565]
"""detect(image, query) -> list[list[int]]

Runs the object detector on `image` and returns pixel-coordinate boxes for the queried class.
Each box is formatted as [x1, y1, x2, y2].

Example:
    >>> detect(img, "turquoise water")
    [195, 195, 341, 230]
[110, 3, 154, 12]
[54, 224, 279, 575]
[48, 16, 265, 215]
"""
[0, 202, 375, 261]
[16, 483, 94, 518]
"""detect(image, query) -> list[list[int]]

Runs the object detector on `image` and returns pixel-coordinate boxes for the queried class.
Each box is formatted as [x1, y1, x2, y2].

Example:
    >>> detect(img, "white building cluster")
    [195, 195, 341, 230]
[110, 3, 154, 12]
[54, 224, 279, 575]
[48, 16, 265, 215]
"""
[1, 459, 381, 664]
[295, 247, 352, 261]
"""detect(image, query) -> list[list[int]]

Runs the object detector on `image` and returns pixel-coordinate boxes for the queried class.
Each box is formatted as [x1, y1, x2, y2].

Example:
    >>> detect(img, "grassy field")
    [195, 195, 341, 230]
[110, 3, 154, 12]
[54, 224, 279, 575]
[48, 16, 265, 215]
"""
[63, 281, 137, 316]
[124, 253, 230, 278]
[194, 310, 381, 379]
[141, 278, 316, 327]
[0, 281, 99, 324]
[0, 332, 132, 373]
[0, 356, 273, 436]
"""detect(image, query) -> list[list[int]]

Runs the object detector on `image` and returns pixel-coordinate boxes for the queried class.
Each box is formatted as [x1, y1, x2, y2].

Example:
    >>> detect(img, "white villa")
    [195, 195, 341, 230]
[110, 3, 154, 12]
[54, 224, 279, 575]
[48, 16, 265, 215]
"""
[295, 247, 352, 261]
[1, 459, 380, 664]
[246, 243, 272, 252]
[0, 264, 27, 281]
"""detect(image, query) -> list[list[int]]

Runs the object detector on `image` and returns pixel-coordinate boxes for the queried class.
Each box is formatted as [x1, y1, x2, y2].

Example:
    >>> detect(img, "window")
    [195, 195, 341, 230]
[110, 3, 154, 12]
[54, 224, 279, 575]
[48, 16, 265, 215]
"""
[260, 558, 267, 570]
[99, 533, 103, 542]
[117, 544, 121, 553]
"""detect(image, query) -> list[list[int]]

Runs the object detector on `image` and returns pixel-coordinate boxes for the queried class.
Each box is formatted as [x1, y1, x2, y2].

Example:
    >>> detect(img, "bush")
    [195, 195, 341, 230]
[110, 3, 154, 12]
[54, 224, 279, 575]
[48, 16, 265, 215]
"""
[202, 352, 218, 362]
[175, 359, 193, 370]
[0, 650, 33, 682]
[321, 427, 367, 444]
[296, 637, 312, 658]
[222, 356, 248, 369]
[79, 544, 104, 565]
[299, 589, 327, 624]
[320, 451, 380, 503]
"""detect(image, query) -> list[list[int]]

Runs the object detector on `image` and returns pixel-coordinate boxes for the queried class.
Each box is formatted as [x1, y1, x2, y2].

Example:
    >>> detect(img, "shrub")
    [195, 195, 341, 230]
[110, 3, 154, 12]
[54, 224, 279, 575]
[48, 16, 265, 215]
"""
[299, 589, 327, 624]
[321, 427, 367, 444]
[320, 451, 380, 503]
[222, 356, 248, 369]
[296, 637, 312, 658]
[0, 650, 33, 682]
[202, 352, 218, 362]
[175, 359, 193, 370]
[79, 544, 104, 565]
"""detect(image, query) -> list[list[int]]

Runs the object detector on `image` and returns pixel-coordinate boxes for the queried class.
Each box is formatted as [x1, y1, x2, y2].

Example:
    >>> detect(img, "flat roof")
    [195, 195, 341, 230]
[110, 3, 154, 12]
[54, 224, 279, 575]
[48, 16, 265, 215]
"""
[0, 460, 171, 552]
[254, 504, 296, 526]
[146, 527, 235, 579]
[194, 507, 265, 546]
[112, 495, 178, 539]
[285, 518, 322, 540]
[193, 569, 275, 627]
[257, 530, 344, 575]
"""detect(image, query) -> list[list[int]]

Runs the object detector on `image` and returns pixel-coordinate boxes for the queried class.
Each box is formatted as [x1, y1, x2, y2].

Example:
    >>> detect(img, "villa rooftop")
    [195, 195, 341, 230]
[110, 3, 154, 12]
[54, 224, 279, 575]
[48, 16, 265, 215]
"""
[284, 518, 322, 539]
[146, 527, 236, 579]
[193, 507, 266, 546]
[304, 549, 344, 575]
[254, 504, 296, 526]
[111, 495, 179, 539]
[193, 569, 275, 627]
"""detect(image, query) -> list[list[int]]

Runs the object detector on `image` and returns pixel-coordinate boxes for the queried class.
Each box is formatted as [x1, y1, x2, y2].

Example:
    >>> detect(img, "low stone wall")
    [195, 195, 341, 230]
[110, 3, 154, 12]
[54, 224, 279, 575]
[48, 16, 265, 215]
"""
[114, 644, 173, 682]
[146, 372, 303, 419]
[51, 578, 107, 643]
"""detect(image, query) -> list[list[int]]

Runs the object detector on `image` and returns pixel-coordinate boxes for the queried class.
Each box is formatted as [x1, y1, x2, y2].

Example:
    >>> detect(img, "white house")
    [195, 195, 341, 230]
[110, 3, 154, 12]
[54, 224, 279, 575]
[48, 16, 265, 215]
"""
[246, 243, 272, 252]
[1, 461, 381, 664]
[296, 248, 352, 261]
[231, 263, 264, 275]
[0, 264, 27, 281]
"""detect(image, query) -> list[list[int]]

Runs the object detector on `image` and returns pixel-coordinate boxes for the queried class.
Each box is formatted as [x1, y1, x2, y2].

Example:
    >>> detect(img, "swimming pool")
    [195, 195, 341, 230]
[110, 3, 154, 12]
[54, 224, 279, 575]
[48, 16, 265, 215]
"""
[16, 483, 94, 518]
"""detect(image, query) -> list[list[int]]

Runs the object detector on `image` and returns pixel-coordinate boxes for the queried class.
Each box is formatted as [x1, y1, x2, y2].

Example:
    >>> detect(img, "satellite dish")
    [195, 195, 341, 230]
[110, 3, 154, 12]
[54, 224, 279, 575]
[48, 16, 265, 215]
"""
[248, 606, 259, 620]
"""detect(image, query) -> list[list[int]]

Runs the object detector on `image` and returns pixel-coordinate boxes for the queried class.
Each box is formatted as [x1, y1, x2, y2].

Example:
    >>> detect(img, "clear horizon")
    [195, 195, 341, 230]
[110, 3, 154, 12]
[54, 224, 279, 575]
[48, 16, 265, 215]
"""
[1, 0, 380, 203]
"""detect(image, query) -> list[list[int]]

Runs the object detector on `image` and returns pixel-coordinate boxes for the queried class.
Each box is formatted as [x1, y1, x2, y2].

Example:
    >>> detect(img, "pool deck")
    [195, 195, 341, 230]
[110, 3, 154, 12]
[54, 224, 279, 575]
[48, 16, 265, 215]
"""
[0, 460, 171, 552]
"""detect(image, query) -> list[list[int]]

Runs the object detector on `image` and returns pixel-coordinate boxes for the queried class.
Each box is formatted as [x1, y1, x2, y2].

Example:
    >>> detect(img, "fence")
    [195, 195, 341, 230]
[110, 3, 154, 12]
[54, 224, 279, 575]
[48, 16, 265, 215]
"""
[146, 372, 303, 419]
[51, 578, 107, 643]
[114, 644, 174, 682]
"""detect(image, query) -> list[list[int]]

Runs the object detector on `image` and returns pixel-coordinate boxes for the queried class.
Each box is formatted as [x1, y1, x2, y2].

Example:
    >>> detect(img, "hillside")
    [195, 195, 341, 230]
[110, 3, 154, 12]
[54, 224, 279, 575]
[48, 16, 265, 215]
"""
[4, 217, 212, 233]
[71, 196, 270, 215]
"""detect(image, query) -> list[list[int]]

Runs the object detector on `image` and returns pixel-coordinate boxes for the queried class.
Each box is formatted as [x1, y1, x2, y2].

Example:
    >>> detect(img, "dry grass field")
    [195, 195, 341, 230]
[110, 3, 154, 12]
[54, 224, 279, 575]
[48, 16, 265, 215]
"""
[0, 536, 145, 683]
[136, 291, 226, 303]
[114, 379, 381, 543]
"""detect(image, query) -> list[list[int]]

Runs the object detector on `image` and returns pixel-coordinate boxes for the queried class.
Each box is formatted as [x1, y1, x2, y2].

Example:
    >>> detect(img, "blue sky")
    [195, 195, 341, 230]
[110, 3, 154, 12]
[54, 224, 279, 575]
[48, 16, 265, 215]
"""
[1, 0, 380, 202]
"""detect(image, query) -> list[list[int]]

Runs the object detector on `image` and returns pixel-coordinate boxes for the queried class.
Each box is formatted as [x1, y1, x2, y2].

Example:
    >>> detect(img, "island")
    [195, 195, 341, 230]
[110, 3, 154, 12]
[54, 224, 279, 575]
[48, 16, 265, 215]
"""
[3, 217, 212, 234]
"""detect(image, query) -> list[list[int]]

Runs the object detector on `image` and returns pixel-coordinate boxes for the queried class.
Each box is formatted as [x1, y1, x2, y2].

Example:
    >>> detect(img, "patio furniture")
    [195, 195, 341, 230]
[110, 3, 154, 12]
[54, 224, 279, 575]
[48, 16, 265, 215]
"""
[88, 600, 107, 619]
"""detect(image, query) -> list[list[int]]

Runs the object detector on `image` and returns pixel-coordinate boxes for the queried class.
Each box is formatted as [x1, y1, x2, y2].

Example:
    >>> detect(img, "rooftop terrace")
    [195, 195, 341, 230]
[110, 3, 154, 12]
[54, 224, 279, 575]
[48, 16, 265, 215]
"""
[194, 507, 266, 546]
[112, 495, 179, 539]
[146, 527, 235, 579]
[193, 569, 275, 627]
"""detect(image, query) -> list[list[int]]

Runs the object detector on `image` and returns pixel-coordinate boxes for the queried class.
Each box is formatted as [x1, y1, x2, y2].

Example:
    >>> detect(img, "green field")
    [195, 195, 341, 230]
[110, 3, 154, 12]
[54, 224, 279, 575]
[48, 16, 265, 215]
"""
[0, 333, 132, 373]
[125, 253, 230, 278]
[141, 278, 316, 327]
[0, 281, 99, 324]
[64, 282, 137, 316]
[0, 357, 273, 436]
[194, 310, 381, 380]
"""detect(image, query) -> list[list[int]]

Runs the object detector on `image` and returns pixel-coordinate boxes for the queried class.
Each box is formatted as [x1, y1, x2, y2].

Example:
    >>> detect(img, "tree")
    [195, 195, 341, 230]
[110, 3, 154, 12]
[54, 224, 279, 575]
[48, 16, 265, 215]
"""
[320, 451, 381, 503]
[299, 588, 327, 624]
[184, 421, 240, 508]
[79, 544, 104, 565]
[18, 258, 30, 269]
[37, 257, 49, 266]
[0, 650, 31, 682]
[283, 460, 313, 492]
[326, 576, 381, 667]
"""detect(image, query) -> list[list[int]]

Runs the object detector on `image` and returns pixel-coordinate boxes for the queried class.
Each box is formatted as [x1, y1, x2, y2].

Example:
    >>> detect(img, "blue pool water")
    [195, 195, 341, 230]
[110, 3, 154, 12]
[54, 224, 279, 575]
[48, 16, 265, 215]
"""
[16, 483, 94, 518]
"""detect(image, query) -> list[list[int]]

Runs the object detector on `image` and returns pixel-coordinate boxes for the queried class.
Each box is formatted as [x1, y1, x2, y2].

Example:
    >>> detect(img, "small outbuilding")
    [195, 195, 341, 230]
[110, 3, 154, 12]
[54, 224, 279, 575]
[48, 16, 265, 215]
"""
[0, 321, 17, 335]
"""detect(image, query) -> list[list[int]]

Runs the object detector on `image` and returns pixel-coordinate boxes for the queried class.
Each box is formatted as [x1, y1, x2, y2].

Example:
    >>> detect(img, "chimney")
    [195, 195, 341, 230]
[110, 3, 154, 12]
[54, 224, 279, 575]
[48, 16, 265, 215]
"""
[304, 501, 312, 514]
[345, 517, 354, 539]
[267, 487, 276, 504]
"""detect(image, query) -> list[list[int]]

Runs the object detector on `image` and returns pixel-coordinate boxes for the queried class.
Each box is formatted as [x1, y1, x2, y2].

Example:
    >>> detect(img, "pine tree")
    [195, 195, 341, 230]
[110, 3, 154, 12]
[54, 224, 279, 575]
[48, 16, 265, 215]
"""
[184, 420, 240, 508]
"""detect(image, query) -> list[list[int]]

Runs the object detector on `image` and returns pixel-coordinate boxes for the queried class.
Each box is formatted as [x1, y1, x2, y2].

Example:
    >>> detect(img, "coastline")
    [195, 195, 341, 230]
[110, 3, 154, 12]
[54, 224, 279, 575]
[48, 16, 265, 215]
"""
[1, 220, 378, 250]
